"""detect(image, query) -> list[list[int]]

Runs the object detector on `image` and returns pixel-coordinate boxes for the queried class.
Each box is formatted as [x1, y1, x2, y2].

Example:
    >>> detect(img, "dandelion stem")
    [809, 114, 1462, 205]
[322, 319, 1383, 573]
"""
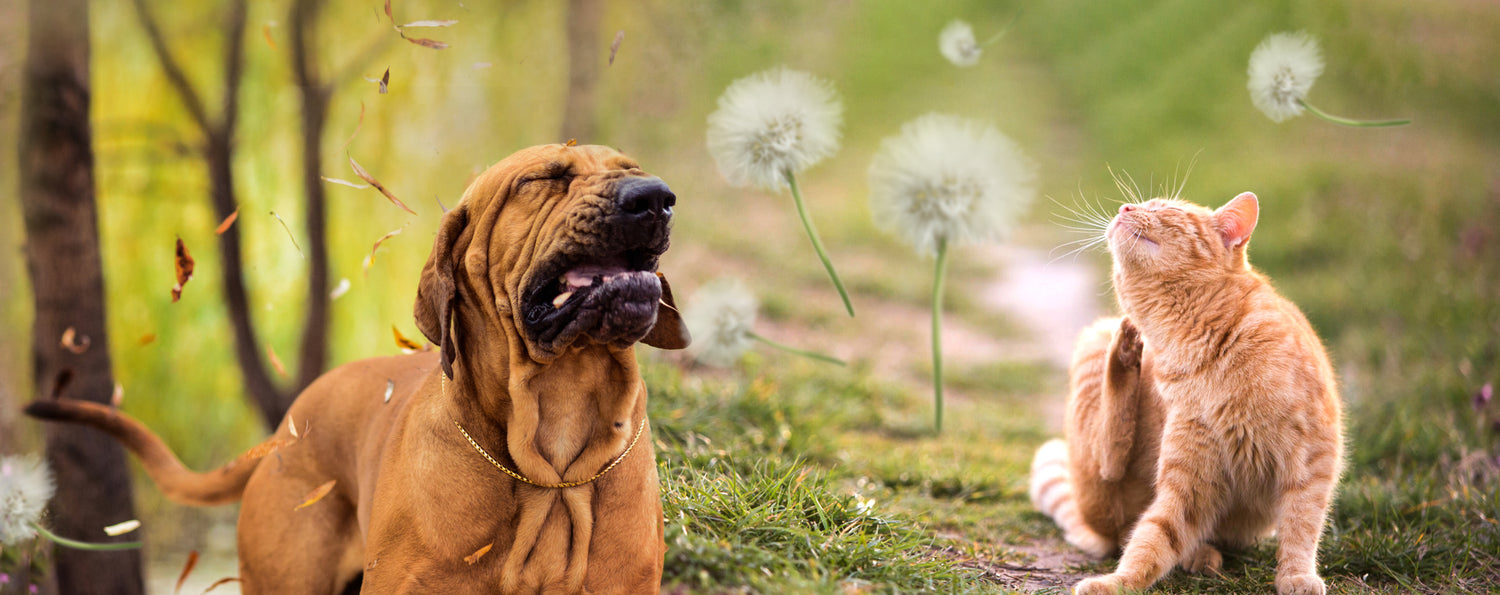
[32, 523, 141, 551]
[1297, 99, 1410, 127]
[981, 15, 1018, 46]
[784, 170, 855, 317]
[749, 332, 846, 366]
[931, 237, 950, 434]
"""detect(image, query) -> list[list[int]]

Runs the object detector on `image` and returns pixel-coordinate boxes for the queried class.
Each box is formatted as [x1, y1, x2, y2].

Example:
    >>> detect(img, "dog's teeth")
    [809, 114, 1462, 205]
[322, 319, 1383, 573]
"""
[553, 292, 573, 308]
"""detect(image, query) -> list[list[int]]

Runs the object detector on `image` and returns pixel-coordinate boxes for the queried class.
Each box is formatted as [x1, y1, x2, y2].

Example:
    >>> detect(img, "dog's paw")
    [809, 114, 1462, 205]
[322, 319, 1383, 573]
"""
[1073, 575, 1125, 595]
[1275, 573, 1326, 595]
[1181, 543, 1222, 575]
[1113, 318, 1143, 368]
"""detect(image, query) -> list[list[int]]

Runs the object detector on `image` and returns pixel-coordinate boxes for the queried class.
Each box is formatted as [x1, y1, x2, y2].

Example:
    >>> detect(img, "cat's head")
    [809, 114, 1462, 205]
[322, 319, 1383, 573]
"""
[1107, 191, 1260, 281]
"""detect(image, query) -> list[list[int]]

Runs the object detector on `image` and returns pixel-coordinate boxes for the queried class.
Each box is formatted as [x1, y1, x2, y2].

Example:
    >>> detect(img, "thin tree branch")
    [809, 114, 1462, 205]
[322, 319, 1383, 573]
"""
[129, 0, 212, 136]
[290, 0, 333, 393]
[218, 0, 249, 139]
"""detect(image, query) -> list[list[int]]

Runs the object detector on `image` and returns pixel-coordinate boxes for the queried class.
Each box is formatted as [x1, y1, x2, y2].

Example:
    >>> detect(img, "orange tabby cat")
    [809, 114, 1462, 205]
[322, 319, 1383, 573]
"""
[1030, 192, 1344, 595]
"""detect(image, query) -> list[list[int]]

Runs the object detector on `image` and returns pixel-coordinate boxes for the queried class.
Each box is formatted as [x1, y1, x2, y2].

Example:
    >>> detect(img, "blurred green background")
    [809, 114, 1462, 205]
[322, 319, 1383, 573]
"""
[1, 0, 1497, 592]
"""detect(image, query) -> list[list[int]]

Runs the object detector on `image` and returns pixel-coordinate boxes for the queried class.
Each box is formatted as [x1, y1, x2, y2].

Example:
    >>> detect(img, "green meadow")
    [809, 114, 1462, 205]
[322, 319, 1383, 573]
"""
[1, 0, 1496, 592]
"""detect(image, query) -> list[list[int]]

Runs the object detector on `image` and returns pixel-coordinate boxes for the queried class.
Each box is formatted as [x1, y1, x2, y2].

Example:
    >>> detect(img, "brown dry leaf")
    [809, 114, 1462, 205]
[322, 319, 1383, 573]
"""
[215, 208, 240, 235]
[61, 327, 90, 354]
[201, 577, 242, 594]
[321, 176, 370, 189]
[400, 19, 457, 28]
[262, 24, 276, 50]
[464, 543, 493, 565]
[379, 68, 389, 94]
[175, 551, 199, 594]
[269, 211, 305, 258]
[565, 138, 578, 147]
[401, 33, 449, 50]
[383, 0, 393, 24]
[340, 101, 366, 153]
[349, 156, 417, 215]
[172, 237, 195, 302]
[609, 30, 624, 66]
[362, 226, 407, 274]
[295, 480, 337, 511]
[139, 333, 157, 346]
[392, 325, 421, 353]
[267, 346, 288, 378]
[238, 436, 294, 462]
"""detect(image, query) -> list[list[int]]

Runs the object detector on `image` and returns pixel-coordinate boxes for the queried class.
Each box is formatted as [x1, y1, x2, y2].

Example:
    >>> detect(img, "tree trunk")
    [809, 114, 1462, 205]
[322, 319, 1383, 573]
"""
[290, 0, 332, 396]
[561, 0, 604, 142]
[19, 0, 146, 591]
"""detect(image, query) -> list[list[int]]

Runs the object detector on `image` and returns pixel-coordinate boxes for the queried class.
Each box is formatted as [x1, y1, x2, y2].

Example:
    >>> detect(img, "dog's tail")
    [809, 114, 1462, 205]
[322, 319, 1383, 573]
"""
[1029, 438, 1113, 557]
[26, 398, 273, 506]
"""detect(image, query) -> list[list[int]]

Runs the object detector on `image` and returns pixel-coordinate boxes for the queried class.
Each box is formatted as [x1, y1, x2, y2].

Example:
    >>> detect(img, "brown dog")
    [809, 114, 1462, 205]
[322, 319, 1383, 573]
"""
[27, 144, 690, 594]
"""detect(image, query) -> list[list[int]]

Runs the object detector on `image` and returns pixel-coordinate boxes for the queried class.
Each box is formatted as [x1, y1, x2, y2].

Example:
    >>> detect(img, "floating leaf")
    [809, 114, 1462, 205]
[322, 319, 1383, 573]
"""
[379, 68, 389, 94]
[392, 325, 421, 353]
[383, 0, 393, 24]
[269, 211, 305, 258]
[104, 520, 140, 537]
[340, 101, 365, 153]
[330, 278, 351, 300]
[321, 176, 370, 189]
[139, 333, 157, 346]
[215, 208, 239, 235]
[464, 543, 493, 565]
[111, 383, 124, 408]
[565, 138, 578, 147]
[384, 379, 395, 403]
[609, 30, 624, 66]
[237, 437, 294, 462]
[171, 237, 195, 302]
[60, 327, 90, 354]
[267, 346, 287, 378]
[400, 19, 457, 28]
[362, 226, 408, 274]
[349, 156, 417, 215]
[436, 196, 450, 213]
[262, 24, 276, 50]
[289, 413, 299, 438]
[201, 577, 242, 594]
[295, 480, 337, 511]
[401, 33, 449, 50]
[176, 551, 199, 594]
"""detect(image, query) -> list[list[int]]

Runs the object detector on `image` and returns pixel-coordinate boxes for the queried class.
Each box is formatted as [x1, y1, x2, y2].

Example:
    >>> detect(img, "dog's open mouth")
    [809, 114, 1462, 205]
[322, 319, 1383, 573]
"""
[522, 243, 665, 353]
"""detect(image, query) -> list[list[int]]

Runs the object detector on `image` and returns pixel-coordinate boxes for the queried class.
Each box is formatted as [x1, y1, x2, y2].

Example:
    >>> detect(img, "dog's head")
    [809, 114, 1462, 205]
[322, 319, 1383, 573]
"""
[414, 144, 689, 374]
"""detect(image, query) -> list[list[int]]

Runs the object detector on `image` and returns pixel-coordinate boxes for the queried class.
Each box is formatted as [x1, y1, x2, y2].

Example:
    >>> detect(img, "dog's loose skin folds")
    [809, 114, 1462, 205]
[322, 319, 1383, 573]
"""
[27, 144, 691, 594]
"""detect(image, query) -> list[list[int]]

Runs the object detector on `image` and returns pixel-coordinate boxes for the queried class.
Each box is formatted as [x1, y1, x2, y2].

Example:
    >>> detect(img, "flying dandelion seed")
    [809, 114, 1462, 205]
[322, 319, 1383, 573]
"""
[1248, 31, 1409, 127]
[0, 455, 53, 546]
[706, 67, 855, 316]
[684, 278, 845, 368]
[939, 20, 982, 67]
[868, 113, 1036, 432]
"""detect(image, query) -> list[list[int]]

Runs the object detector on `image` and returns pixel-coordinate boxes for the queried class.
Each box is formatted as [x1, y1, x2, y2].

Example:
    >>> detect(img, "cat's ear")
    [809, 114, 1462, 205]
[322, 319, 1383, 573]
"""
[1214, 192, 1259, 249]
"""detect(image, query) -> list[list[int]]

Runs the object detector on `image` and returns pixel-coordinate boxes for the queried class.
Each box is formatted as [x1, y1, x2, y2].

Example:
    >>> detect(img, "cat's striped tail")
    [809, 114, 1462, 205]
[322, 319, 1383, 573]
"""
[1029, 438, 1113, 557]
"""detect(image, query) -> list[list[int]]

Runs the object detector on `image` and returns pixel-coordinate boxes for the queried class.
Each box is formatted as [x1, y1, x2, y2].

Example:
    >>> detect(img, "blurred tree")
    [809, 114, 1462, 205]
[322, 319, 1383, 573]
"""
[130, 0, 385, 430]
[19, 0, 145, 591]
[561, 0, 604, 142]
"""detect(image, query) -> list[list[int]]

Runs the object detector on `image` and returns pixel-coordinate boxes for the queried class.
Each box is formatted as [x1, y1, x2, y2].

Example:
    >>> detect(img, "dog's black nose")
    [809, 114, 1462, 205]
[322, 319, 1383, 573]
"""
[616, 177, 675, 219]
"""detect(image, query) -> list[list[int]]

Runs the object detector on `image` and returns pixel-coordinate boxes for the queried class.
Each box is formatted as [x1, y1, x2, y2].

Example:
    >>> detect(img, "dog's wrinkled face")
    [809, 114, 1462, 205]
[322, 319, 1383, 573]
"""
[510, 150, 676, 355]
[414, 144, 689, 372]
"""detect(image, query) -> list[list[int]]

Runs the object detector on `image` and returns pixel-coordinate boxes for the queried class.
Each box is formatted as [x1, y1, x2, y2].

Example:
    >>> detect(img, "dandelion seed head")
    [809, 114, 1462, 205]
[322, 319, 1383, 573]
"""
[706, 67, 843, 192]
[1247, 31, 1325, 123]
[683, 278, 758, 367]
[0, 455, 54, 546]
[868, 113, 1036, 256]
[939, 20, 982, 67]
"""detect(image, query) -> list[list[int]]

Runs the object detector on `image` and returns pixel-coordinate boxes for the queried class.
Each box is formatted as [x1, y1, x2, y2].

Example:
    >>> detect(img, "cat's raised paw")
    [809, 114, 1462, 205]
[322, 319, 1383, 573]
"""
[1073, 575, 1125, 595]
[1113, 318, 1143, 368]
[1276, 573, 1326, 595]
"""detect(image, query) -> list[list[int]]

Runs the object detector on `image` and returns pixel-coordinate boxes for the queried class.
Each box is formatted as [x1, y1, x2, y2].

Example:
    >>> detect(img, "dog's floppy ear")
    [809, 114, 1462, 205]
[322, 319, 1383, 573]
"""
[415, 204, 470, 378]
[642, 272, 690, 350]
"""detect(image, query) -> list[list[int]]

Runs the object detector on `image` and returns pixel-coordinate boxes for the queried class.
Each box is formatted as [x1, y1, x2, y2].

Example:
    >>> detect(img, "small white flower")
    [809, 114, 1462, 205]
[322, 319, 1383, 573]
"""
[706, 67, 843, 192]
[868, 113, 1037, 256]
[1247, 31, 1325, 123]
[939, 20, 982, 67]
[683, 278, 758, 367]
[0, 455, 55, 546]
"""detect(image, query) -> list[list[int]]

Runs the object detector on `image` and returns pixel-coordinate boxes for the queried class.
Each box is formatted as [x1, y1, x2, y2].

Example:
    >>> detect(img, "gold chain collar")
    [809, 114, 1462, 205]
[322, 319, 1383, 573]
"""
[444, 373, 646, 489]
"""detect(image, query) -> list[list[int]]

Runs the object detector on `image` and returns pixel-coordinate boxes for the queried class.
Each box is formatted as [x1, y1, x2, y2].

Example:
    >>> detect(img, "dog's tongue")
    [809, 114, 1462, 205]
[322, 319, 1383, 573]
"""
[562, 263, 630, 290]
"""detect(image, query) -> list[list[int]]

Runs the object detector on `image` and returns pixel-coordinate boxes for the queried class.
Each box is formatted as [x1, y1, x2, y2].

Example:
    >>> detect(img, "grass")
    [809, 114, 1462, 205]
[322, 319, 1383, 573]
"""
[1, 0, 1497, 592]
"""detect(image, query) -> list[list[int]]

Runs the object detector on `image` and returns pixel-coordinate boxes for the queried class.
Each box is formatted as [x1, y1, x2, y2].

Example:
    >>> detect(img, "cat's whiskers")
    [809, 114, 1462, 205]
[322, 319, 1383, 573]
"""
[1048, 194, 1116, 263]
